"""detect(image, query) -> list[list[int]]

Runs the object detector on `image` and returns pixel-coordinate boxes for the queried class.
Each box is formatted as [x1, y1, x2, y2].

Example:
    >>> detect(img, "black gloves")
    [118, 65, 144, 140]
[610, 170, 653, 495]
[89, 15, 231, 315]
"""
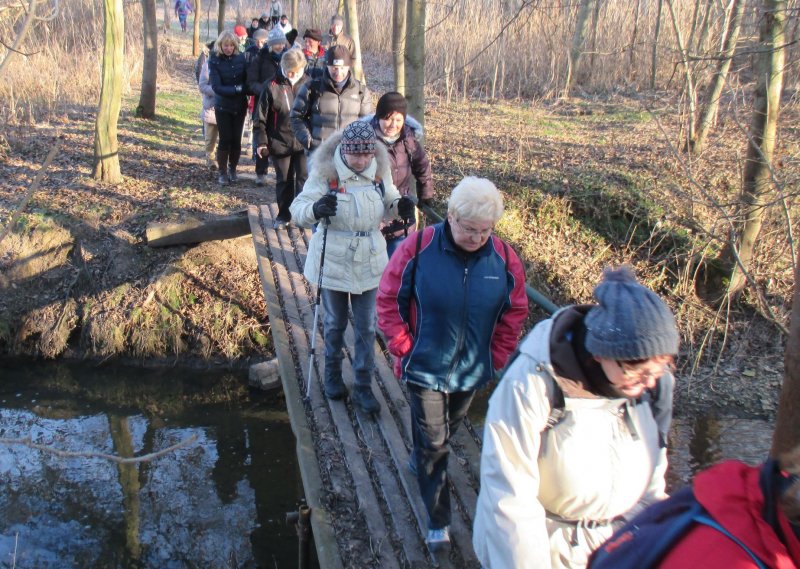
[234, 84, 243, 94]
[313, 194, 338, 219]
[397, 196, 415, 219]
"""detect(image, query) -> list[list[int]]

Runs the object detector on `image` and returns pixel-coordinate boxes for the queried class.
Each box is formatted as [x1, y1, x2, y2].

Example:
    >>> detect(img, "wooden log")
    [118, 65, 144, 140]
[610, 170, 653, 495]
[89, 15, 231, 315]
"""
[146, 210, 250, 247]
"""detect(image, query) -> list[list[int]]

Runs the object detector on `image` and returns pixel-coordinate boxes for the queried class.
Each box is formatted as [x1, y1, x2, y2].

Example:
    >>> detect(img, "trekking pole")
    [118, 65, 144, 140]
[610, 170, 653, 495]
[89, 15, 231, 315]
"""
[305, 191, 335, 400]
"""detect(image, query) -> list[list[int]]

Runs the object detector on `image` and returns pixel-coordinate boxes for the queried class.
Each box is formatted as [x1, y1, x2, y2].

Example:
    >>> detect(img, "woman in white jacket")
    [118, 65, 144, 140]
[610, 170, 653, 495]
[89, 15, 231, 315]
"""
[473, 266, 679, 569]
[290, 121, 415, 414]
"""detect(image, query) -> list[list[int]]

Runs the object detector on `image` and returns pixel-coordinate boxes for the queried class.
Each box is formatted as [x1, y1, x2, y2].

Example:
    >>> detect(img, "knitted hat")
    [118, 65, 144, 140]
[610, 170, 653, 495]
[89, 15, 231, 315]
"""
[326, 45, 351, 66]
[253, 29, 269, 42]
[376, 92, 407, 119]
[267, 27, 286, 46]
[234, 25, 248, 38]
[341, 121, 376, 154]
[585, 266, 679, 360]
[303, 28, 323, 42]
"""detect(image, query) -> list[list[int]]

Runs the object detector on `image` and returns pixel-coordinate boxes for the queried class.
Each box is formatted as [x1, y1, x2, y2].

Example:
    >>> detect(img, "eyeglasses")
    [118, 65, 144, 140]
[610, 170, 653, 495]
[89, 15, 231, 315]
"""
[454, 218, 494, 239]
[615, 358, 665, 382]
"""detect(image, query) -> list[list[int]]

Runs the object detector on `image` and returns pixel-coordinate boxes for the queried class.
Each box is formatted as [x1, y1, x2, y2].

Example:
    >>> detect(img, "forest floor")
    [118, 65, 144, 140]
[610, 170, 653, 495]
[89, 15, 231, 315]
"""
[0, 30, 797, 423]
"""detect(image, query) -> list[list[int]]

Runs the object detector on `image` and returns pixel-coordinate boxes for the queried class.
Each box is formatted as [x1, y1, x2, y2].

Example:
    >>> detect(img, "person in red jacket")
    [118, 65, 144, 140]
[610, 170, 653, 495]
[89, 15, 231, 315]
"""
[377, 176, 529, 552]
[656, 451, 800, 569]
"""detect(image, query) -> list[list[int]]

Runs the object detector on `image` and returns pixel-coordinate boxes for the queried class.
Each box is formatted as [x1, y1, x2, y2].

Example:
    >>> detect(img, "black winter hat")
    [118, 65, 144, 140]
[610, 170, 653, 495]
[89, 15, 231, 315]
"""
[376, 92, 407, 119]
[585, 266, 679, 360]
[326, 45, 351, 66]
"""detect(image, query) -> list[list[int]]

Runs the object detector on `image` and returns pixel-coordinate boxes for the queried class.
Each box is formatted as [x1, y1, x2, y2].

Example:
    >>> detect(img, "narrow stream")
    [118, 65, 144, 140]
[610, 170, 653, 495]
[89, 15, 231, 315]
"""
[1, 363, 776, 568]
[0, 362, 301, 568]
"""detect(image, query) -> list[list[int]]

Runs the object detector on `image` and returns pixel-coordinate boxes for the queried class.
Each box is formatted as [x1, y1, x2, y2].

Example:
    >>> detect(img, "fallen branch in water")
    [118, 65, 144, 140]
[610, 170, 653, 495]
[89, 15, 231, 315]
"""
[0, 433, 198, 463]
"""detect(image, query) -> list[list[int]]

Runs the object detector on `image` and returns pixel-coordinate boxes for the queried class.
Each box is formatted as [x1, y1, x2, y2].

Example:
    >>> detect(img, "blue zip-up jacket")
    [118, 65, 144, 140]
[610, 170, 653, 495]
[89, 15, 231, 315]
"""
[208, 51, 248, 115]
[377, 222, 529, 393]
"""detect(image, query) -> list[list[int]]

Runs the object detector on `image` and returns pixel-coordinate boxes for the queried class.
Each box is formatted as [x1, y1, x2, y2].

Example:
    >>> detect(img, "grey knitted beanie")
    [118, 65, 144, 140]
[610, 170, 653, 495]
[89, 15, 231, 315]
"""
[585, 266, 679, 360]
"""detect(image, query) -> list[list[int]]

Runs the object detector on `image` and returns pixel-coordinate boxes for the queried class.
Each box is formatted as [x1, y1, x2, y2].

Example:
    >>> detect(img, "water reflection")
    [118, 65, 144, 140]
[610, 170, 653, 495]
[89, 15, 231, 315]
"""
[0, 362, 301, 568]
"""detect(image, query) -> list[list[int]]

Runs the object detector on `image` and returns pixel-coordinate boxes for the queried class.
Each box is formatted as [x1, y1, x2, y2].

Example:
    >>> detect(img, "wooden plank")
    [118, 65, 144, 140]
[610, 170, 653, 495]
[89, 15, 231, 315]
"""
[148, 210, 249, 247]
[247, 205, 344, 569]
[272, 220, 402, 569]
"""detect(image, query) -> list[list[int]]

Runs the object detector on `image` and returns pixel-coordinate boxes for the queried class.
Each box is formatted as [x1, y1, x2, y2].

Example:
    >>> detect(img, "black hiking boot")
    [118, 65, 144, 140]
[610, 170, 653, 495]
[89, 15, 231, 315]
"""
[352, 385, 380, 415]
[228, 166, 238, 183]
[324, 374, 346, 400]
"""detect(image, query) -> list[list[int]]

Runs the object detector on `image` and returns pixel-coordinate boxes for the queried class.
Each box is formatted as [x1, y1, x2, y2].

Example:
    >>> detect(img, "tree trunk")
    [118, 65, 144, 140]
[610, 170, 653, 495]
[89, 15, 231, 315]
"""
[628, 0, 641, 80]
[691, 0, 744, 154]
[343, 0, 364, 83]
[666, 0, 697, 146]
[392, 0, 407, 94]
[337, 0, 345, 15]
[162, 0, 171, 32]
[192, 0, 201, 56]
[651, 0, 663, 89]
[291, 0, 298, 28]
[109, 415, 142, 561]
[146, 210, 250, 247]
[588, 0, 602, 73]
[772, 247, 800, 456]
[93, 0, 125, 183]
[137, 0, 158, 119]
[694, 0, 716, 55]
[405, 0, 425, 130]
[217, 0, 225, 34]
[711, 0, 786, 298]
[566, 0, 593, 96]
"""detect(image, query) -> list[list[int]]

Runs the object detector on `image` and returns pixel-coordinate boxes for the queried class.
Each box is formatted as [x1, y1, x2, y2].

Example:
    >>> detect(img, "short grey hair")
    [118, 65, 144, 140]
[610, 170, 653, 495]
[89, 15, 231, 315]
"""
[331, 14, 344, 25]
[281, 48, 306, 71]
[447, 177, 504, 223]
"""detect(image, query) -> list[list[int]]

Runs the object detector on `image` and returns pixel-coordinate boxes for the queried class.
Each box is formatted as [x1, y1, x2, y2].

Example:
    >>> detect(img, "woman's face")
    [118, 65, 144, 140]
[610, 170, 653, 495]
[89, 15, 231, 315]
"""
[379, 112, 405, 138]
[343, 152, 374, 174]
[597, 356, 670, 399]
[221, 40, 236, 56]
[447, 214, 494, 252]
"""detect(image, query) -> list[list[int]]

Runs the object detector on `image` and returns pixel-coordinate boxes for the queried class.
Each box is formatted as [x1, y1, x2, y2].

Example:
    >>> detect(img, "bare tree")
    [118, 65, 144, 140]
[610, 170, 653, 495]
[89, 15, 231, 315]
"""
[691, 0, 745, 154]
[0, 0, 58, 80]
[192, 0, 201, 56]
[291, 0, 298, 26]
[565, 0, 594, 97]
[393, 0, 407, 94]
[137, 0, 158, 119]
[344, 0, 364, 83]
[217, 0, 225, 33]
[405, 0, 425, 130]
[628, 0, 641, 80]
[772, 248, 800, 456]
[666, 0, 697, 146]
[709, 0, 787, 298]
[93, 0, 125, 183]
[651, 0, 664, 89]
[162, 0, 171, 32]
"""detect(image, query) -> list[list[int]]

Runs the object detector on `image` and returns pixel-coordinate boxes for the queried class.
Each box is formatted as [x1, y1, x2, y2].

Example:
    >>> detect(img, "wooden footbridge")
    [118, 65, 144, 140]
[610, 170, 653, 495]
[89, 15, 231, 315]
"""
[247, 202, 557, 569]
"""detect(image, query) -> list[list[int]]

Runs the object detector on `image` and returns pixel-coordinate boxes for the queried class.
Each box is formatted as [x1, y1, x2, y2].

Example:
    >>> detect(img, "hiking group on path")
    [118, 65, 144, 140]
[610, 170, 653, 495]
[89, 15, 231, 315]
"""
[193, 9, 800, 568]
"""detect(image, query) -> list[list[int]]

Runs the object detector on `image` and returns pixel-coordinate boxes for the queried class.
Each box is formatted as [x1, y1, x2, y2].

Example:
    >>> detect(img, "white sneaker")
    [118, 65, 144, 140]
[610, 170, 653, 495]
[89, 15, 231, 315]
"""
[425, 526, 450, 552]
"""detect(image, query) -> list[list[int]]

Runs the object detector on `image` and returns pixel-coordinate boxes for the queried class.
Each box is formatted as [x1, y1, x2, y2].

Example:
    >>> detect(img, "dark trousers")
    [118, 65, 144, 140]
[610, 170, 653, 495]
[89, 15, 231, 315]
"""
[407, 383, 476, 530]
[273, 151, 308, 221]
[216, 109, 246, 167]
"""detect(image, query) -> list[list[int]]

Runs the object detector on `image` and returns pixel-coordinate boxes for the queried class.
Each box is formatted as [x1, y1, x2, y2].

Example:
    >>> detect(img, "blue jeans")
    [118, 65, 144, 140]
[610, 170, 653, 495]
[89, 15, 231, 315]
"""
[407, 383, 476, 529]
[321, 288, 377, 388]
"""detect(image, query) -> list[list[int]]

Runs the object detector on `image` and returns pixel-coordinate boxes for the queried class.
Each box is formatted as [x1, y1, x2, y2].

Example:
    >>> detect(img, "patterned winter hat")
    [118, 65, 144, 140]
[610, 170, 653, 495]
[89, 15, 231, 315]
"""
[340, 121, 376, 154]
[585, 266, 679, 360]
[267, 27, 286, 46]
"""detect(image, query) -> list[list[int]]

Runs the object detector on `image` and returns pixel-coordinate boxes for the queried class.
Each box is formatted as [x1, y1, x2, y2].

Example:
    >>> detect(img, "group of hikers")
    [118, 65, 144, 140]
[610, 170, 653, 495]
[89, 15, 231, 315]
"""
[195, 10, 800, 568]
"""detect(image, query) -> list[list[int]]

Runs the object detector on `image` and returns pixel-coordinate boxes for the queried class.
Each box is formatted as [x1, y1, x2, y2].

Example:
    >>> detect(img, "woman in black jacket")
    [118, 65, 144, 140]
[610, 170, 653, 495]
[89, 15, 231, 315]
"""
[208, 30, 248, 185]
[255, 48, 309, 228]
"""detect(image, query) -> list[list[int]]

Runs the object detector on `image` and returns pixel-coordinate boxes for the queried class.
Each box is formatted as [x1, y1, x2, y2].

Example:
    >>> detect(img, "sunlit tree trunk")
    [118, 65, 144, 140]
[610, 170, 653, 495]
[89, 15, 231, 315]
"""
[712, 0, 786, 298]
[137, 0, 158, 119]
[291, 0, 298, 26]
[217, 0, 225, 33]
[343, 0, 364, 83]
[405, 0, 425, 130]
[337, 0, 344, 15]
[772, 248, 800, 456]
[588, 0, 602, 73]
[162, 0, 171, 32]
[565, 0, 593, 97]
[93, 0, 124, 183]
[392, 0, 407, 94]
[628, 0, 641, 81]
[192, 0, 201, 56]
[109, 415, 142, 561]
[691, 0, 744, 154]
[651, 0, 663, 89]
[667, 0, 696, 146]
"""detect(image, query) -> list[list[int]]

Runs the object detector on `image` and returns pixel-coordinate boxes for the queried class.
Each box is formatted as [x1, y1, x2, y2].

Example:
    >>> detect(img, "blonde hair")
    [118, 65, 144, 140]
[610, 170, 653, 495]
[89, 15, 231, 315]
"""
[447, 176, 504, 223]
[214, 31, 238, 55]
[281, 48, 306, 71]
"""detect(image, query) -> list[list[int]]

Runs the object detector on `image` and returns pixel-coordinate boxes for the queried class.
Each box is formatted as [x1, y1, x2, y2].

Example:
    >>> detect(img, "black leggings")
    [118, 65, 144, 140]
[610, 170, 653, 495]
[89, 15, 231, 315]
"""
[215, 109, 246, 166]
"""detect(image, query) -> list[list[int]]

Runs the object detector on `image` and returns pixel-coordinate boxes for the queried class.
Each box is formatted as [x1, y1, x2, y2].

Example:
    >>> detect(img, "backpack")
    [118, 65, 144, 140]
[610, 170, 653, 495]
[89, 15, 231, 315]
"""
[307, 77, 366, 114]
[587, 485, 768, 569]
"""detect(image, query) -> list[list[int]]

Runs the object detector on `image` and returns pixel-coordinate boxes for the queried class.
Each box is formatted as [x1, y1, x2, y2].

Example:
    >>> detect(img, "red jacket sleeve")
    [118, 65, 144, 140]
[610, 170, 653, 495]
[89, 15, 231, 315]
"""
[491, 239, 529, 370]
[376, 233, 420, 358]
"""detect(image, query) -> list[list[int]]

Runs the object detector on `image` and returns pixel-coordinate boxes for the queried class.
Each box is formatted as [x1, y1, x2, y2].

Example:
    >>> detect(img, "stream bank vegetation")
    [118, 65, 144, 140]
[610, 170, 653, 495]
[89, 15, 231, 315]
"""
[0, 0, 797, 420]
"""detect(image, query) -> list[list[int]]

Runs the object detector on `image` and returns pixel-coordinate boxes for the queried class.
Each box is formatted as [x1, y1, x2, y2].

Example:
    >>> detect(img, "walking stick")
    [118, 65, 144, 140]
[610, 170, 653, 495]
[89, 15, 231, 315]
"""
[305, 192, 335, 400]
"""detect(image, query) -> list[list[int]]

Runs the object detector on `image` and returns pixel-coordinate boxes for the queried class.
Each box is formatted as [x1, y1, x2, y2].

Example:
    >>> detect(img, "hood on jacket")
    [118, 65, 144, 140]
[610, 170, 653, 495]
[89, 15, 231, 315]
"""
[364, 113, 424, 140]
[308, 130, 393, 184]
